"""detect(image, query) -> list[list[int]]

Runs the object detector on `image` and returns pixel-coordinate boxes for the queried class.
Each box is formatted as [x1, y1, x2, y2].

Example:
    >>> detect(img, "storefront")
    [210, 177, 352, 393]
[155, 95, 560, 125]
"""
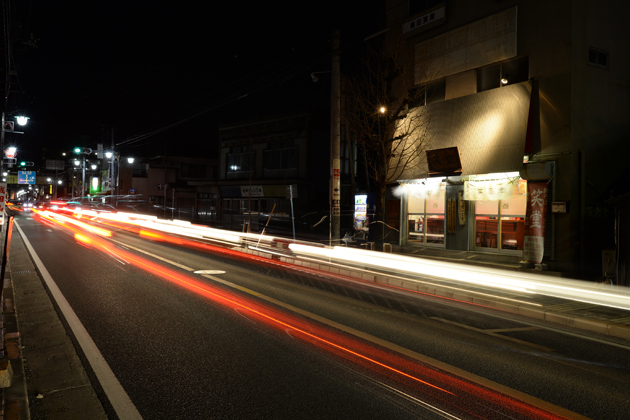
[466, 173, 527, 255]
[399, 172, 530, 256]
[393, 80, 538, 257]
[220, 184, 294, 231]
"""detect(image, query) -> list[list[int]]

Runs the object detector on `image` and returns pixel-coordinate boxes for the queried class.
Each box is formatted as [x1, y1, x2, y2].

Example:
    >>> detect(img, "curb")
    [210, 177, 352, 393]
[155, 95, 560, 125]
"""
[237, 246, 630, 341]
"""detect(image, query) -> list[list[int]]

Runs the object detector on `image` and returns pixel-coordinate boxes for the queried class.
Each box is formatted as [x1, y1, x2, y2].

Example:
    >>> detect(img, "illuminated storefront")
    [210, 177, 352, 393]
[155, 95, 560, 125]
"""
[405, 179, 446, 246]
[466, 173, 527, 255]
[399, 172, 531, 256]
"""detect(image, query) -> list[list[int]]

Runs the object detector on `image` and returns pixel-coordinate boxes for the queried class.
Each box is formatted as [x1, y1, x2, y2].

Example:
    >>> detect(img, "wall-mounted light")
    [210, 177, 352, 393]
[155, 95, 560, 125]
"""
[501, 74, 510, 85]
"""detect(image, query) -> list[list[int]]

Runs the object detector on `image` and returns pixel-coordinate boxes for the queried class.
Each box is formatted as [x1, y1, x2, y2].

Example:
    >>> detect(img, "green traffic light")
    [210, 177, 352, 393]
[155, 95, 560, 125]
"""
[74, 147, 81, 154]
[20, 161, 26, 166]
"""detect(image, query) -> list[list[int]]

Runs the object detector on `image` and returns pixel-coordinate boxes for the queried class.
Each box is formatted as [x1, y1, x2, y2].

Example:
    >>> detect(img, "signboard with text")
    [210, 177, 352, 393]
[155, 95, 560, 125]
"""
[523, 182, 548, 263]
[18, 171, 36, 185]
[240, 185, 264, 197]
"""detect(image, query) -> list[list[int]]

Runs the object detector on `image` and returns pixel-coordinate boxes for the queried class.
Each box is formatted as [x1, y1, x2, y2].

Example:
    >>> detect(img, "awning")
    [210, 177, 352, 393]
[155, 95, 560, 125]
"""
[393, 80, 533, 180]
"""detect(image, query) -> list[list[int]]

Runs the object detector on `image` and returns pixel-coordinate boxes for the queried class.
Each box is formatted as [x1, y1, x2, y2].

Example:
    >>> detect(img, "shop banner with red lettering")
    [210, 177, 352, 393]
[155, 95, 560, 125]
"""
[523, 182, 548, 263]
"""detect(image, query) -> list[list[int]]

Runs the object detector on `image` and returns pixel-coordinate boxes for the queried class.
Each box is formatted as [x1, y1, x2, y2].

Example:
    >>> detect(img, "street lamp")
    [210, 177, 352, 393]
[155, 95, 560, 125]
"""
[73, 147, 92, 200]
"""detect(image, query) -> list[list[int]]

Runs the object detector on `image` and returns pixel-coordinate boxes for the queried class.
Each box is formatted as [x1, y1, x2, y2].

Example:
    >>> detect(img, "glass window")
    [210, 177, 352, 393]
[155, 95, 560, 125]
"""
[475, 216, 498, 249]
[264, 147, 298, 171]
[477, 64, 500, 92]
[408, 215, 425, 242]
[500, 217, 525, 250]
[426, 215, 445, 244]
[227, 152, 254, 173]
[501, 56, 529, 85]
[475, 200, 498, 215]
[499, 195, 526, 216]
[474, 191, 526, 252]
[588, 48, 608, 69]
[426, 196, 444, 213]
[406, 184, 444, 246]
[426, 79, 445, 105]
[408, 196, 425, 213]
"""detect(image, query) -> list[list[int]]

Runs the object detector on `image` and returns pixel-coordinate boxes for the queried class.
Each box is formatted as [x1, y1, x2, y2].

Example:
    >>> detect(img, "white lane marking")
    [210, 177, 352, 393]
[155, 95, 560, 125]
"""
[194, 270, 226, 275]
[15, 222, 143, 420]
[108, 238, 195, 272]
[108, 231, 585, 419]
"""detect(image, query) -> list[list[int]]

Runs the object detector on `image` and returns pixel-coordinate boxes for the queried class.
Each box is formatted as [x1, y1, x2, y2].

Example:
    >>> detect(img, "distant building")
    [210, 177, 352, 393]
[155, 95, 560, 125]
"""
[217, 112, 333, 237]
[125, 155, 219, 223]
[386, 0, 630, 279]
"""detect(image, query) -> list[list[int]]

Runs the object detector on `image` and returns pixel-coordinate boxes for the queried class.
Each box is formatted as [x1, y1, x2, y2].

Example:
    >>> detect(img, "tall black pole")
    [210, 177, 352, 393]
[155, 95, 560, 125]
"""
[331, 29, 341, 243]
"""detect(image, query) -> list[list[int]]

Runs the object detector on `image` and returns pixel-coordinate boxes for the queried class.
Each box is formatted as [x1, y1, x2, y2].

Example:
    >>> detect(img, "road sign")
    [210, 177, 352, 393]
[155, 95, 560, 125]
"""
[18, 171, 36, 185]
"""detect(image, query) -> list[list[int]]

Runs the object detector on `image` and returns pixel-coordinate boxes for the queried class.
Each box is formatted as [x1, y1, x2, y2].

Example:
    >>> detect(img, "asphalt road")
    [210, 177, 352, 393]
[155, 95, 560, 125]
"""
[11, 210, 630, 419]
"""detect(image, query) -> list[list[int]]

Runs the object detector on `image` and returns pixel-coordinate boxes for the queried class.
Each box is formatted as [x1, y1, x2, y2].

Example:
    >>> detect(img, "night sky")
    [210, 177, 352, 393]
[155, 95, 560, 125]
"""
[9, 2, 384, 166]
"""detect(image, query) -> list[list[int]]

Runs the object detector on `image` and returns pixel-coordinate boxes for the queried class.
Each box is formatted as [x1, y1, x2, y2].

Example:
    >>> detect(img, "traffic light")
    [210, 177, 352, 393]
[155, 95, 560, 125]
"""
[73, 147, 93, 154]
[19, 161, 34, 167]
[19, 161, 25, 167]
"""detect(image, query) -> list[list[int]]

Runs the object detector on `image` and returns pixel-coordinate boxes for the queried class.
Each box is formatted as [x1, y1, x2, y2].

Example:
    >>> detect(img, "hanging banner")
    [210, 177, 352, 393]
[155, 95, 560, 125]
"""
[464, 180, 518, 201]
[523, 182, 548, 263]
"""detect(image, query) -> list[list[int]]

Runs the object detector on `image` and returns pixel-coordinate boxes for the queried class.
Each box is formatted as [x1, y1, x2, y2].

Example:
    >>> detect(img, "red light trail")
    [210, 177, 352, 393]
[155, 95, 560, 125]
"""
[31, 210, 578, 419]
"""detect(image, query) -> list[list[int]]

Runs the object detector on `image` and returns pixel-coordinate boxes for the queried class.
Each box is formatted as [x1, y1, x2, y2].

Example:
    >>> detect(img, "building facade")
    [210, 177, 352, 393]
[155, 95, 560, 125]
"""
[386, 0, 630, 280]
[217, 112, 332, 237]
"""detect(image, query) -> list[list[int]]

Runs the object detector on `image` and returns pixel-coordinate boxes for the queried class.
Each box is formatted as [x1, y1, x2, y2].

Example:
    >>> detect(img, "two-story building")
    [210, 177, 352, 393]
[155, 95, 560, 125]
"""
[217, 112, 332, 237]
[385, 0, 630, 281]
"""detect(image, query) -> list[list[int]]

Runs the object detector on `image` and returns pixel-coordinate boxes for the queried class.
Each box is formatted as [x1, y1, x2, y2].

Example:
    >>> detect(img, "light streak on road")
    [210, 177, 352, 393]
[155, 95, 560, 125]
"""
[35, 210, 112, 237]
[289, 244, 630, 311]
[36, 206, 630, 312]
[30, 213, 572, 419]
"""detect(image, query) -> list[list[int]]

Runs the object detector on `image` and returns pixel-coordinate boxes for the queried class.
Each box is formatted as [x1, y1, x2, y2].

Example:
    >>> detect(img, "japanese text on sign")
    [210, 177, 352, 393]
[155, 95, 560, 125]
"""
[523, 183, 548, 263]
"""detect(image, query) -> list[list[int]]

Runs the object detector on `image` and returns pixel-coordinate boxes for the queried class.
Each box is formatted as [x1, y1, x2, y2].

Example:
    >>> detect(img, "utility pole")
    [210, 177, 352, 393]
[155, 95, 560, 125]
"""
[331, 29, 341, 243]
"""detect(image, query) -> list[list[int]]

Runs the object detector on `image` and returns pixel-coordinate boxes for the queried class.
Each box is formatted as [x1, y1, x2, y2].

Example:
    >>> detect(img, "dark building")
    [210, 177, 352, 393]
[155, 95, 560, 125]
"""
[217, 112, 333, 239]
[384, 0, 630, 280]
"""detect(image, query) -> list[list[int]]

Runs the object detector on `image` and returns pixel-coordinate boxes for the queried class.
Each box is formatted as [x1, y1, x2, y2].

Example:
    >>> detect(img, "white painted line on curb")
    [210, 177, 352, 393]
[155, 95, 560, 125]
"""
[15, 221, 143, 420]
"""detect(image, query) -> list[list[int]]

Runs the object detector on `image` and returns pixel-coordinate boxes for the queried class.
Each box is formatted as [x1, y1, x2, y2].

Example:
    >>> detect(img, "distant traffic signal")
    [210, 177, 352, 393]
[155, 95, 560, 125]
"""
[73, 147, 93, 154]
[19, 161, 34, 167]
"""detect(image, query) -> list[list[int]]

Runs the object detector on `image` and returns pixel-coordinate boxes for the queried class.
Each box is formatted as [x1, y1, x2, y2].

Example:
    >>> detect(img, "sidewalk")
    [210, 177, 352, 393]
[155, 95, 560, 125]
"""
[1, 224, 108, 420]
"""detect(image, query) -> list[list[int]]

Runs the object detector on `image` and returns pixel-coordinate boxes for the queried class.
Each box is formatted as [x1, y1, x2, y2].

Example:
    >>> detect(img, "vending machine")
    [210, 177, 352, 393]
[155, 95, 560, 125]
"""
[354, 193, 375, 241]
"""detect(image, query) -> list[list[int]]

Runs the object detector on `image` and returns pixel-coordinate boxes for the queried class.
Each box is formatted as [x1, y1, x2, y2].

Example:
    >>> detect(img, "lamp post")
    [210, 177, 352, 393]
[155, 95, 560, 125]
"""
[74, 147, 92, 201]
[1, 114, 28, 173]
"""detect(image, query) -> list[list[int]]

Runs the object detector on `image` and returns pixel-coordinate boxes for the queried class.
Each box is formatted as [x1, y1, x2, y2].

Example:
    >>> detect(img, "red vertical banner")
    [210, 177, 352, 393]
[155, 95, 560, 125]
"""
[523, 182, 548, 263]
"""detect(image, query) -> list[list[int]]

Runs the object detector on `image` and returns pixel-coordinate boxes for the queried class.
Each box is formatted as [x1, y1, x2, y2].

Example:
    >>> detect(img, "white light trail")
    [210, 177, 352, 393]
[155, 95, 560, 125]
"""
[289, 244, 630, 310]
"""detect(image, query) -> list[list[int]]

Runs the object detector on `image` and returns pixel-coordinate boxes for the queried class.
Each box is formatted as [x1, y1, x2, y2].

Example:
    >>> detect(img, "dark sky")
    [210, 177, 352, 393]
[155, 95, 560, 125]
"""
[10, 2, 385, 165]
